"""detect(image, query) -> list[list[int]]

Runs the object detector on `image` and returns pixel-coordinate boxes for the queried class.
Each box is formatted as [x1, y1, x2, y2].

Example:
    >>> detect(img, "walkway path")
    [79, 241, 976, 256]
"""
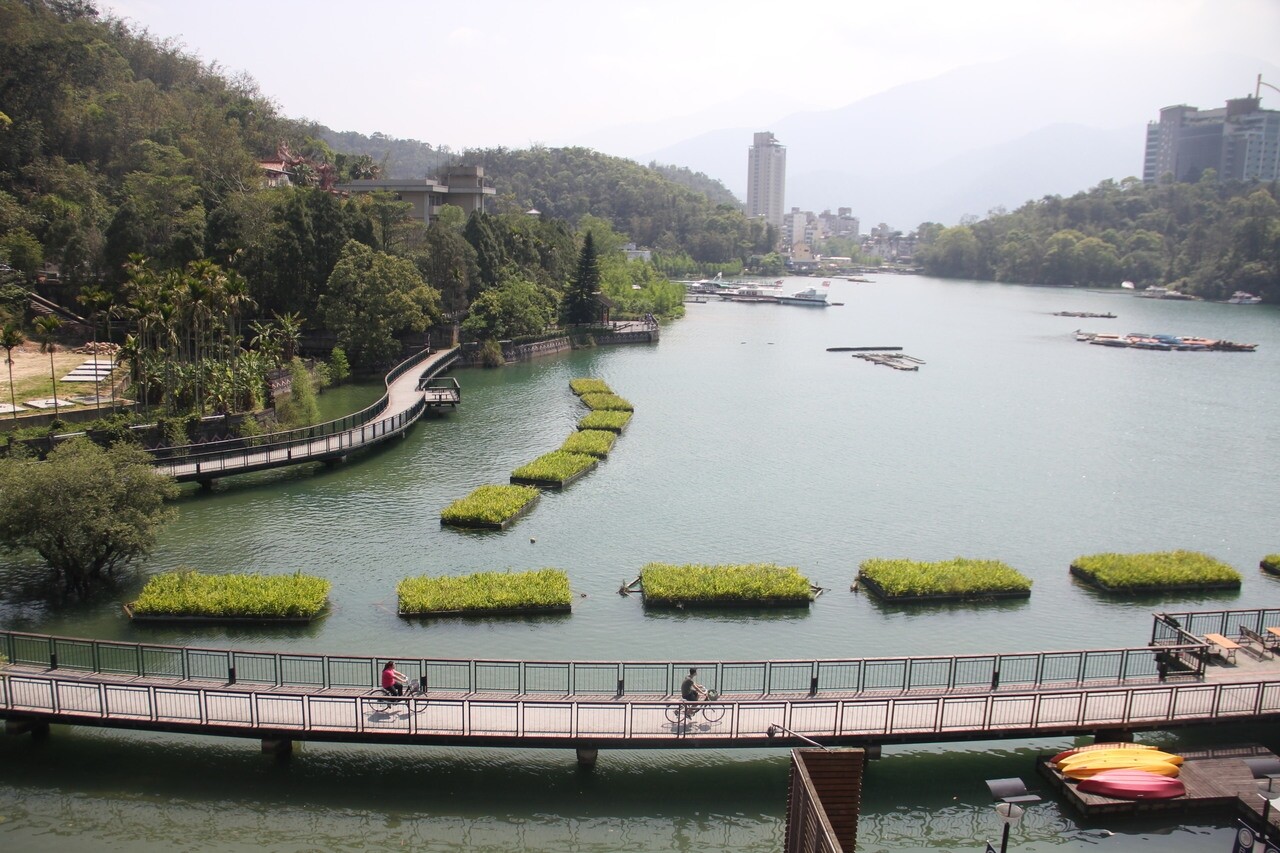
[149, 347, 459, 482]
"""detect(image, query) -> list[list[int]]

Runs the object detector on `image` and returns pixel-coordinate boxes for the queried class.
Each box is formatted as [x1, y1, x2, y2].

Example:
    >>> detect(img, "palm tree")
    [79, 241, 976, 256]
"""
[274, 311, 304, 363]
[33, 314, 61, 417]
[2, 323, 26, 420]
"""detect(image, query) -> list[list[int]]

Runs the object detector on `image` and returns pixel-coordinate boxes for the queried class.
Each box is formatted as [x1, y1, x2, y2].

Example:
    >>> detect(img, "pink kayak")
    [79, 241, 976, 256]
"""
[1076, 769, 1186, 800]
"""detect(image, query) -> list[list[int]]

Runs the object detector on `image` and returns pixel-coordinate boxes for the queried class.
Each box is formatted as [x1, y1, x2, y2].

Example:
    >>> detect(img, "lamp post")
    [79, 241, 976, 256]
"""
[994, 801, 1024, 853]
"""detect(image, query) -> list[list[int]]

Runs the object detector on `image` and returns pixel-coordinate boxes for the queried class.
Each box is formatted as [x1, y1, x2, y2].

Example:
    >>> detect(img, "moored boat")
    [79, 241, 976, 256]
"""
[1226, 290, 1262, 304]
[777, 286, 830, 307]
[1049, 742, 1158, 766]
[1076, 769, 1187, 800]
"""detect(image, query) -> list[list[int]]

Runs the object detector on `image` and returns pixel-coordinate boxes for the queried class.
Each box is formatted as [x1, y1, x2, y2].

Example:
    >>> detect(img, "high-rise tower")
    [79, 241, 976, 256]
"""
[746, 132, 786, 229]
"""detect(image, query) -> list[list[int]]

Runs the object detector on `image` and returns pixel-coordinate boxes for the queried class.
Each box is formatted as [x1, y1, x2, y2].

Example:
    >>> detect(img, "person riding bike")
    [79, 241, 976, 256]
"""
[680, 667, 707, 717]
[381, 661, 408, 696]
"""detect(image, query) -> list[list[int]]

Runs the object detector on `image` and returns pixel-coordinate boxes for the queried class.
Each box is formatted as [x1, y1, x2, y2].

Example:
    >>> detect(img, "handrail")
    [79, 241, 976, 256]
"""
[4, 672, 1279, 746]
[147, 347, 451, 462]
[0, 630, 1206, 698]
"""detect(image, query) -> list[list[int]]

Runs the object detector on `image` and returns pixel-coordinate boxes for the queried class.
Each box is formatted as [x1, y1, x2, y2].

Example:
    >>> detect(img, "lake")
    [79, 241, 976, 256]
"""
[1, 274, 1277, 851]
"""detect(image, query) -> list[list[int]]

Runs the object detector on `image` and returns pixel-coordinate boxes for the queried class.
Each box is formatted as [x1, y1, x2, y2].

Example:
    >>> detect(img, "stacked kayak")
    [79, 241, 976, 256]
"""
[1049, 744, 1186, 800]
[1077, 770, 1187, 800]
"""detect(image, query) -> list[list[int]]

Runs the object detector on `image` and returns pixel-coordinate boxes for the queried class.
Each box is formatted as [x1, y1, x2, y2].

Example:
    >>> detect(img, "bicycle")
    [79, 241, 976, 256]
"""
[366, 682, 427, 714]
[664, 689, 723, 726]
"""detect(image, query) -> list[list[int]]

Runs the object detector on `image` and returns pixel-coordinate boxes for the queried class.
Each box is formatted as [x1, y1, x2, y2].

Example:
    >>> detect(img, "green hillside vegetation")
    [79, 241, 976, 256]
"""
[397, 569, 571, 615]
[1070, 550, 1242, 592]
[914, 177, 1280, 300]
[130, 569, 330, 619]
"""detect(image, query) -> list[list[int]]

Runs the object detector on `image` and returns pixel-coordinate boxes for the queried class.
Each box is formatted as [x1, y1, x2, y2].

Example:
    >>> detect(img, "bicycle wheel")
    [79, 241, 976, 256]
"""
[368, 692, 394, 713]
[664, 703, 685, 725]
[700, 702, 724, 723]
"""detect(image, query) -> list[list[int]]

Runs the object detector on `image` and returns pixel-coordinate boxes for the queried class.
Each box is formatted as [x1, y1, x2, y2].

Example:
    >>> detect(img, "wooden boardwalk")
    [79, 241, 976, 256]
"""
[6, 612, 1280, 752]
[150, 347, 459, 482]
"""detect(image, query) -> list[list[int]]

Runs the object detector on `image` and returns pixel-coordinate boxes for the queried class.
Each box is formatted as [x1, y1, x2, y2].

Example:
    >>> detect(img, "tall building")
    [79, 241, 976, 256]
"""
[746, 132, 786, 229]
[1143, 97, 1280, 183]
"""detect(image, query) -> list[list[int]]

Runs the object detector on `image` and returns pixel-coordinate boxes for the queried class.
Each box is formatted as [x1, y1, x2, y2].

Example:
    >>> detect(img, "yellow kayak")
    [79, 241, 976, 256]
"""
[1062, 759, 1181, 780]
[1057, 748, 1183, 770]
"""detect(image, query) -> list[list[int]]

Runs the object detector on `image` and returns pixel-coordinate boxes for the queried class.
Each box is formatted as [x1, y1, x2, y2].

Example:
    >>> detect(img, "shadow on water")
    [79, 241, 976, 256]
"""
[639, 604, 813, 624]
[861, 592, 1034, 617]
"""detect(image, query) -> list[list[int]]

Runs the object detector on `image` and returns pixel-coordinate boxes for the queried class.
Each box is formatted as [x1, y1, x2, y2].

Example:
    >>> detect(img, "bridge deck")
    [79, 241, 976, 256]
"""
[153, 347, 459, 482]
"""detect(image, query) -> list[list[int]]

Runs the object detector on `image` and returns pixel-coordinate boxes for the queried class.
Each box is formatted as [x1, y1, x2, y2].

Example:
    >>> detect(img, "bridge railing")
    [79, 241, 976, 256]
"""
[1156, 608, 1280, 642]
[146, 347, 452, 467]
[4, 672, 1280, 745]
[151, 398, 429, 479]
[0, 631, 1204, 699]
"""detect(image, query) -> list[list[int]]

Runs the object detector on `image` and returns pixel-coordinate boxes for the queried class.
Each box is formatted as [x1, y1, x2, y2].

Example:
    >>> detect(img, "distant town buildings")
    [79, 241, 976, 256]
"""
[334, 166, 496, 223]
[782, 207, 860, 250]
[1143, 96, 1280, 183]
[746, 132, 786, 229]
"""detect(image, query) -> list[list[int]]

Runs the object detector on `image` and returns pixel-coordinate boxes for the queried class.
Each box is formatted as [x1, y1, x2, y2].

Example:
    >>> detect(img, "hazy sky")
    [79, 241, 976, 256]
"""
[100, 0, 1280, 155]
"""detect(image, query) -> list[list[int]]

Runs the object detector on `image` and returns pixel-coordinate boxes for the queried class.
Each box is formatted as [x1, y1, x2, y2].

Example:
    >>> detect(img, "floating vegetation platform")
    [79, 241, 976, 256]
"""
[398, 569, 573, 618]
[125, 571, 331, 623]
[624, 562, 819, 609]
[440, 484, 541, 530]
[1069, 550, 1242, 593]
[856, 558, 1032, 602]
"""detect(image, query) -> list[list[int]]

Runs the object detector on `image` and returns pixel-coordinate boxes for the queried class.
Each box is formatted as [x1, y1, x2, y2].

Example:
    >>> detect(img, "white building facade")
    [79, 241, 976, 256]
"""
[746, 132, 786, 229]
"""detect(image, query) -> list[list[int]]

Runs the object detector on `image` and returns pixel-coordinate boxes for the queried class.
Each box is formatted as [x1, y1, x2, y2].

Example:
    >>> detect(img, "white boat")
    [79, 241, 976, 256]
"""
[1226, 291, 1262, 304]
[777, 285, 830, 307]
[1120, 280, 1136, 289]
[1136, 286, 1198, 301]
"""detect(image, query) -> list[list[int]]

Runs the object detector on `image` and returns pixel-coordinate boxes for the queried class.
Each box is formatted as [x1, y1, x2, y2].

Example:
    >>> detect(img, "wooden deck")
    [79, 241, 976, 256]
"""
[1038, 743, 1280, 834]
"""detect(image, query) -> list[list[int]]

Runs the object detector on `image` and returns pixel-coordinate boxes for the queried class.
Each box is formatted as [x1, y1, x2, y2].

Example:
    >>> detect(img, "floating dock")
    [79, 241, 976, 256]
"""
[1037, 743, 1280, 830]
[851, 352, 924, 371]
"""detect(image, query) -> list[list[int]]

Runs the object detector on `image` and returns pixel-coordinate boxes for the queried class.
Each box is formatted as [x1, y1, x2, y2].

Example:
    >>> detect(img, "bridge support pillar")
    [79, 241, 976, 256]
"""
[262, 737, 293, 757]
[575, 747, 598, 770]
[198, 479, 215, 492]
[6, 719, 50, 740]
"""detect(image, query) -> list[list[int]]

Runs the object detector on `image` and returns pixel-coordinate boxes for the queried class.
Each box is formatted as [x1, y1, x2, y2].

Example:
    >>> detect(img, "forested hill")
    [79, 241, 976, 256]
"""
[318, 127, 755, 259]
[914, 177, 1280, 302]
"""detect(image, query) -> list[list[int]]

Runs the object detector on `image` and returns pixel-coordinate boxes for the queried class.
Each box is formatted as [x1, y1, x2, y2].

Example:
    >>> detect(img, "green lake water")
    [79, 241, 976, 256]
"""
[2, 274, 1278, 851]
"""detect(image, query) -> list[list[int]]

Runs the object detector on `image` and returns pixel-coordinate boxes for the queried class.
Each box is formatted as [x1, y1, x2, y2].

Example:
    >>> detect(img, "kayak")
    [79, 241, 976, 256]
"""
[1061, 758, 1181, 780]
[1057, 748, 1183, 770]
[1050, 742, 1159, 765]
[1077, 769, 1187, 800]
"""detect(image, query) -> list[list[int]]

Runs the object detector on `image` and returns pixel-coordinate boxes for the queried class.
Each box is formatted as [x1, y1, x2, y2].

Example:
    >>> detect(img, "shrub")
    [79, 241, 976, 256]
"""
[578, 410, 631, 432]
[569, 378, 611, 396]
[1070, 550, 1242, 591]
[511, 451, 597, 485]
[329, 347, 351, 385]
[560, 429, 616, 458]
[639, 562, 813, 605]
[397, 568, 571, 614]
[579, 392, 633, 411]
[857, 557, 1032, 599]
[441, 484, 540, 527]
[480, 339, 505, 368]
[130, 569, 330, 618]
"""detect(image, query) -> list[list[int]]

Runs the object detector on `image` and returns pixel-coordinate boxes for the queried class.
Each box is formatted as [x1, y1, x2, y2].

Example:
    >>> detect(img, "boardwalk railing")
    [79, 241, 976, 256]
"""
[1155, 608, 1280, 642]
[147, 347, 457, 480]
[0, 631, 1203, 698]
[4, 671, 1280, 746]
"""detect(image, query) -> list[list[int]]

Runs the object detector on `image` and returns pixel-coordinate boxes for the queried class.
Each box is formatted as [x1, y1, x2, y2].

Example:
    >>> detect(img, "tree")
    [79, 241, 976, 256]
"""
[0, 439, 178, 596]
[34, 313, 61, 416]
[2, 323, 25, 420]
[319, 240, 443, 369]
[461, 279, 556, 341]
[562, 232, 600, 325]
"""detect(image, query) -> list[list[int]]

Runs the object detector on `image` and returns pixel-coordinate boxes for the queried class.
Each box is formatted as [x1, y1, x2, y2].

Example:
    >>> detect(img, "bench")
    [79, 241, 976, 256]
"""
[1240, 625, 1273, 658]
[1203, 632, 1240, 663]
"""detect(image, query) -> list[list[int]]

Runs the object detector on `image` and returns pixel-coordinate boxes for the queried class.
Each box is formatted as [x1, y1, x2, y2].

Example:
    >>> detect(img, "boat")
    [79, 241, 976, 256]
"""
[776, 286, 830, 307]
[1049, 742, 1158, 766]
[1054, 747, 1182, 769]
[1054, 311, 1116, 318]
[1136, 286, 1199, 301]
[1120, 280, 1136, 289]
[721, 286, 780, 303]
[1226, 291, 1262, 304]
[1076, 769, 1186, 800]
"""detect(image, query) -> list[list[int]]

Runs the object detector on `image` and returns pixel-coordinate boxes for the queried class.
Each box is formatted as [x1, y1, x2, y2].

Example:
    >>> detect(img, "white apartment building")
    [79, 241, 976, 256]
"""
[746, 132, 786, 229]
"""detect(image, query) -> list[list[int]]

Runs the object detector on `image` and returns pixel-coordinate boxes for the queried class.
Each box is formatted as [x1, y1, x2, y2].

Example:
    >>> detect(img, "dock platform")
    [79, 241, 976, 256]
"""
[1037, 743, 1280, 831]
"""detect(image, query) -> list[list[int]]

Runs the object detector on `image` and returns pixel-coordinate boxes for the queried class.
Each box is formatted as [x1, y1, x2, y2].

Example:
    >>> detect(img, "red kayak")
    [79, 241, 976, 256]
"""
[1076, 769, 1186, 800]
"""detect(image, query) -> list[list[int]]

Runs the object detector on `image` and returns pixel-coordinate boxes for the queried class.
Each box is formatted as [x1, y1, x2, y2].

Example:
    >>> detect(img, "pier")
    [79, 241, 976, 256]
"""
[4, 609, 1280, 761]
[147, 346, 460, 483]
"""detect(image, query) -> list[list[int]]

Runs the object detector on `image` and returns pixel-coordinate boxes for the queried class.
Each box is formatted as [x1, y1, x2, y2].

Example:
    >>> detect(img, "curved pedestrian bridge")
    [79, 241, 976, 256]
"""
[4, 609, 1280, 751]
[149, 346, 460, 483]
